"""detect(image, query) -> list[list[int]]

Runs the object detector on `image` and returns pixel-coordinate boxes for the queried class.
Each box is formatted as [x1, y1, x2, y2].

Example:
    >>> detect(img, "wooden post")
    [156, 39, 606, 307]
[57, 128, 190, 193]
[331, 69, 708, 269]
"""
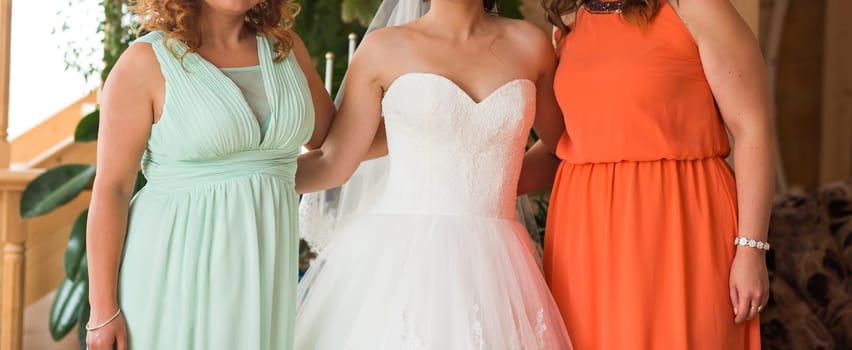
[324, 52, 334, 94]
[765, 0, 791, 193]
[0, 189, 26, 350]
[347, 33, 358, 66]
[0, 0, 12, 168]
[0, 170, 38, 350]
[820, 0, 852, 184]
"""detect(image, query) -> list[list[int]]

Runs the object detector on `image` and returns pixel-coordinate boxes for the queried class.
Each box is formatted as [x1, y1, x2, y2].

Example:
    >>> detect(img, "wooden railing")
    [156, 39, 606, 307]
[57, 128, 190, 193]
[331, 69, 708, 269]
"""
[0, 0, 11, 169]
[0, 75, 97, 350]
[10, 91, 97, 167]
[24, 140, 97, 170]
[0, 169, 40, 350]
[0, 169, 88, 350]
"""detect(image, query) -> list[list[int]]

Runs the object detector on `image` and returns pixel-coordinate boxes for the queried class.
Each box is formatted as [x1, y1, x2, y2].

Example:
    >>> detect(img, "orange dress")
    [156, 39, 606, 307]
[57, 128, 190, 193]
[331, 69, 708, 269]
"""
[544, 4, 762, 349]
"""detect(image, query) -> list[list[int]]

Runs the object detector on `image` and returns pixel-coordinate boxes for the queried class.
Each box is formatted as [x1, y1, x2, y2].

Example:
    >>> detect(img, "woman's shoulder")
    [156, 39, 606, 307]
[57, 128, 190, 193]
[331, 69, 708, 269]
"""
[120, 37, 160, 69]
[496, 16, 542, 32]
[497, 17, 551, 51]
[102, 37, 162, 106]
[362, 25, 412, 48]
[352, 26, 413, 62]
[133, 30, 166, 45]
[129, 30, 185, 59]
[495, 17, 555, 66]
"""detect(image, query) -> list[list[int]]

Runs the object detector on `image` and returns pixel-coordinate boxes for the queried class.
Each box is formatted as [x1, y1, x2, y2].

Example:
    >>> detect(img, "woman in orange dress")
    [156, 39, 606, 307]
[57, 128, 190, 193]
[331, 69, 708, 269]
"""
[538, 0, 774, 348]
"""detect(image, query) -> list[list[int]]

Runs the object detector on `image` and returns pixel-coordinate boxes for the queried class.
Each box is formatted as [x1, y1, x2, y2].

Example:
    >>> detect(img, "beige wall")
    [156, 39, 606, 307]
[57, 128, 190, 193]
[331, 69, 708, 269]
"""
[769, 0, 825, 191]
[820, 0, 852, 185]
[761, 0, 851, 191]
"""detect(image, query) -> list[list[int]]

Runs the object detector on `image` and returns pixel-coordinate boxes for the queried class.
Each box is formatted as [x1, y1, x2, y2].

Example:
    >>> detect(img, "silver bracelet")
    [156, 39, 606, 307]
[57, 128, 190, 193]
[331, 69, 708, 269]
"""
[86, 308, 122, 331]
[734, 236, 770, 251]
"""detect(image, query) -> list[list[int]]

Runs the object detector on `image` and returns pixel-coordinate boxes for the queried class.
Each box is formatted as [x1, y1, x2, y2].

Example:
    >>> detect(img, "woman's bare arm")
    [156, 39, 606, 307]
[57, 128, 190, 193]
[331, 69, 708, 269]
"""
[86, 42, 160, 349]
[295, 32, 390, 193]
[674, 0, 774, 324]
[291, 33, 336, 150]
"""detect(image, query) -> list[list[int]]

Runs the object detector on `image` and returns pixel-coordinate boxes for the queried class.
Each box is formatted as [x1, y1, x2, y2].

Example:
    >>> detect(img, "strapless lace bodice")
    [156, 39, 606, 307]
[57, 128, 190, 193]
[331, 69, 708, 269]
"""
[368, 73, 536, 219]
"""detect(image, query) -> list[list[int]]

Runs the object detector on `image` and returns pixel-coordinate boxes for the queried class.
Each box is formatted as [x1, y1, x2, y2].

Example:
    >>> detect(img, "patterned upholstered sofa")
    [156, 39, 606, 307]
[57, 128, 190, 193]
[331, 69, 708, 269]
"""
[762, 179, 852, 349]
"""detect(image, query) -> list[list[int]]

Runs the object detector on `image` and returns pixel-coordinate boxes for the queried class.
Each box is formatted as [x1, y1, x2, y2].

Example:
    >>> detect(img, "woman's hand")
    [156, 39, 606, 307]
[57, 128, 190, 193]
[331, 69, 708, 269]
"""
[86, 311, 128, 350]
[518, 140, 561, 195]
[729, 248, 770, 323]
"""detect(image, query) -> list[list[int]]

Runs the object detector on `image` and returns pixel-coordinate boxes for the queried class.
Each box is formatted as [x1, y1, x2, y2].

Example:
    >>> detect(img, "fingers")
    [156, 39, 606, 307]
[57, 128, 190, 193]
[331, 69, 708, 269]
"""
[734, 287, 767, 323]
[86, 332, 114, 350]
[753, 288, 770, 318]
[116, 330, 129, 350]
[747, 287, 769, 321]
[734, 288, 751, 324]
[730, 286, 740, 320]
[745, 301, 759, 321]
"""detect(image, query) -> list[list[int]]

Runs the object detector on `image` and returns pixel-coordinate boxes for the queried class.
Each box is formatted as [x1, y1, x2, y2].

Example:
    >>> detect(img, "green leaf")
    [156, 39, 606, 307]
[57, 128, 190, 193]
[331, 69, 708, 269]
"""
[65, 210, 88, 281]
[49, 278, 88, 341]
[76, 295, 91, 348]
[76, 253, 89, 282]
[74, 109, 99, 142]
[20, 164, 96, 218]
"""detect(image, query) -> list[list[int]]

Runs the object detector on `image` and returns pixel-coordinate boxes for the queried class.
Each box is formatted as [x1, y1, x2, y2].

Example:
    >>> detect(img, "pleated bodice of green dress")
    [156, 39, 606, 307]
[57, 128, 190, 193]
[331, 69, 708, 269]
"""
[118, 30, 314, 350]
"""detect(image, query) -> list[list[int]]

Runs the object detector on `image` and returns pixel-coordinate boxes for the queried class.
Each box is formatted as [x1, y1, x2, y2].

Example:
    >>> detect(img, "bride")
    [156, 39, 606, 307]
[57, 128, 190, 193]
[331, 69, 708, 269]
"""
[294, 0, 572, 348]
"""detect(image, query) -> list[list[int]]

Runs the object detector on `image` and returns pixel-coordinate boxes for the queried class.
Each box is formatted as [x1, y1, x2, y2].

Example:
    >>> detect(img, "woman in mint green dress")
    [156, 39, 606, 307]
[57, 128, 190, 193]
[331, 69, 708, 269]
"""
[84, 1, 334, 349]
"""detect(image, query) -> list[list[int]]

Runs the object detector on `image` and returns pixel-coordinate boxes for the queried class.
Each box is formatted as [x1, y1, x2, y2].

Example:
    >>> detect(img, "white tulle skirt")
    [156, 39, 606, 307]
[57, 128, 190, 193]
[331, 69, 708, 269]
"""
[295, 212, 572, 350]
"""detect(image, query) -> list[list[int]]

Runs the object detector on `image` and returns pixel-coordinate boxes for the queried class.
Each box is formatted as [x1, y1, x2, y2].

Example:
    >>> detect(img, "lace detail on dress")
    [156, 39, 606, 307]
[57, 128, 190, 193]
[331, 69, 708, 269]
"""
[298, 191, 338, 257]
[472, 304, 485, 350]
[535, 308, 548, 349]
[374, 73, 536, 219]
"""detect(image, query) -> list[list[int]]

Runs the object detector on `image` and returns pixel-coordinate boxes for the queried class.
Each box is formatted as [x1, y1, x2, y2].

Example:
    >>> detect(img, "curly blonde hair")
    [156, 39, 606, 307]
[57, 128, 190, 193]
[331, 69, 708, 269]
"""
[132, 0, 300, 62]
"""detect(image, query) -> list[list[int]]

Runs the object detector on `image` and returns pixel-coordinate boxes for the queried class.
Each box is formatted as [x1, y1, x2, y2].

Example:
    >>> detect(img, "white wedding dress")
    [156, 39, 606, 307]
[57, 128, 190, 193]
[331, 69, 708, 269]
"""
[295, 72, 572, 350]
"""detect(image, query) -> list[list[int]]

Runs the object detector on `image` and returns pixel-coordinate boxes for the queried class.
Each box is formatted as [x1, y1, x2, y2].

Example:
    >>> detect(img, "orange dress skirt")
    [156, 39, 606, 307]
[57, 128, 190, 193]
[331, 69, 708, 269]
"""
[544, 4, 762, 349]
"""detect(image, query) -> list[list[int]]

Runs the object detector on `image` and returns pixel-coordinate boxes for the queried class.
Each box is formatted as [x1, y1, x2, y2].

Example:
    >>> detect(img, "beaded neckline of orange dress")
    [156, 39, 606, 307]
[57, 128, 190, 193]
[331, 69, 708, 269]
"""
[583, 0, 624, 14]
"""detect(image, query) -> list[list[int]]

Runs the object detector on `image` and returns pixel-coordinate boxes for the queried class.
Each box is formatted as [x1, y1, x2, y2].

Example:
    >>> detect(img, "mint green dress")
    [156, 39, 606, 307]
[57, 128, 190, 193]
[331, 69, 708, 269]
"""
[118, 31, 314, 349]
